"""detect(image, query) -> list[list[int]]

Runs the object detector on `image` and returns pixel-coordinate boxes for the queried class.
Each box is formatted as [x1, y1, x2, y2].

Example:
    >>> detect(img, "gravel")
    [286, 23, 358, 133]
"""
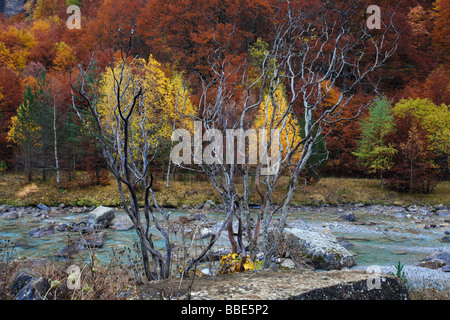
[351, 265, 450, 291]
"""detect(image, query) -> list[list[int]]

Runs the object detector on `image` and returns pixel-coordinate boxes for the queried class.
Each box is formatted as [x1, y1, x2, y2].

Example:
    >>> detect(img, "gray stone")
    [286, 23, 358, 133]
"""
[441, 236, 450, 243]
[10, 269, 40, 295]
[433, 204, 446, 210]
[284, 227, 356, 270]
[28, 225, 56, 237]
[87, 206, 115, 228]
[81, 231, 107, 248]
[436, 209, 450, 216]
[340, 212, 356, 222]
[59, 243, 85, 258]
[140, 269, 409, 300]
[280, 259, 296, 269]
[422, 252, 450, 264]
[203, 200, 216, 211]
[2, 211, 19, 220]
[0, 204, 10, 213]
[337, 237, 355, 249]
[110, 214, 134, 231]
[392, 212, 406, 219]
[14, 276, 50, 300]
[37, 203, 50, 210]
[416, 259, 446, 269]
[11, 269, 50, 300]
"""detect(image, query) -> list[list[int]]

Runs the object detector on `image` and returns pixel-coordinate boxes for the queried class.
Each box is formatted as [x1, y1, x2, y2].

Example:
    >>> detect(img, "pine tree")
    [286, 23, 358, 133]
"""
[8, 70, 53, 181]
[353, 97, 397, 189]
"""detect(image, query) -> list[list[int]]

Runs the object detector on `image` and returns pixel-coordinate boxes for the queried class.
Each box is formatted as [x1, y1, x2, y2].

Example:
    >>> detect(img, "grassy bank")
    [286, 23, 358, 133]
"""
[1, 172, 449, 208]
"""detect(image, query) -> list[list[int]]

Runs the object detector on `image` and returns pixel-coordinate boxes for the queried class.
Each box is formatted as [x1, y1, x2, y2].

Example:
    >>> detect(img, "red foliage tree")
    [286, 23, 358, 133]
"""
[386, 113, 438, 193]
[0, 67, 24, 166]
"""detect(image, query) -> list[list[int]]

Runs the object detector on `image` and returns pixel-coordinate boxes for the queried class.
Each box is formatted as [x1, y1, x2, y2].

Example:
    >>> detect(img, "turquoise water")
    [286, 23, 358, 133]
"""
[0, 208, 447, 267]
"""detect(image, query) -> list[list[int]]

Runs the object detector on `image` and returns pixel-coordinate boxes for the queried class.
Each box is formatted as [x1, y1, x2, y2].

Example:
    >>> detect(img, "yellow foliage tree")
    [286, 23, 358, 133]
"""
[0, 27, 36, 71]
[98, 55, 196, 159]
[53, 42, 75, 72]
[393, 98, 450, 156]
[253, 84, 302, 165]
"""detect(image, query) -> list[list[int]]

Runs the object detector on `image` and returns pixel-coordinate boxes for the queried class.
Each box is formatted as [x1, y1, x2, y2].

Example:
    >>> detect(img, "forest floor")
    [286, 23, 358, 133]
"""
[0, 172, 449, 208]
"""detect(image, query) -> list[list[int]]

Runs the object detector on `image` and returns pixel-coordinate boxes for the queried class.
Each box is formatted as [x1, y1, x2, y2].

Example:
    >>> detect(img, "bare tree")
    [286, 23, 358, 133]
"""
[70, 28, 166, 280]
[70, 27, 241, 280]
[175, 0, 401, 268]
[256, 0, 401, 266]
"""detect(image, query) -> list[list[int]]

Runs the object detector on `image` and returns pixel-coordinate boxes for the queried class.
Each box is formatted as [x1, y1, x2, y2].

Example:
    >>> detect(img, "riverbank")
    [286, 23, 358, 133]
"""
[1, 202, 449, 296]
[1, 173, 450, 208]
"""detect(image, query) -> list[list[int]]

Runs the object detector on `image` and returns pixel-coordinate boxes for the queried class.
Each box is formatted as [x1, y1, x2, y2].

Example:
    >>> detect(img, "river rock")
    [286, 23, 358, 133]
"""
[37, 203, 50, 210]
[80, 231, 107, 248]
[29, 225, 56, 237]
[340, 212, 356, 222]
[87, 206, 115, 228]
[416, 259, 446, 269]
[280, 258, 296, 269]
[392, 212, 405, 219]
[59, 231, 107, 257]
[436, 209, 450, 216]
[433, 204, 446, 210]
[422, 252, 450, 265]
[441, 236, 450, 243]
[11, 269, 50, 300]
[283, 228, 356, 270]
[110, 214, 134, 231]
[2, 211, 20, 220]
[0, 204, 10, 213]
[203, 200, 216, 211]
[59, 243, 85, 258]
[10, 269, 40, 294]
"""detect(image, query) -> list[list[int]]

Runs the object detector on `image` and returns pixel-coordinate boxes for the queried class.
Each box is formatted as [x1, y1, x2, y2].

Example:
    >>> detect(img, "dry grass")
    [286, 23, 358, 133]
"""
[0, 172, 449, 208]
[0, 239, 140, 300]
[409, 287, 450, 300]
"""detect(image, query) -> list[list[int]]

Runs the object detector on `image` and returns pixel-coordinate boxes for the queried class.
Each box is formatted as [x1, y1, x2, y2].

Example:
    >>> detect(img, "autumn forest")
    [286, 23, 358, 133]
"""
[0, 0, 449, 194]
[0, 0, 450, 302]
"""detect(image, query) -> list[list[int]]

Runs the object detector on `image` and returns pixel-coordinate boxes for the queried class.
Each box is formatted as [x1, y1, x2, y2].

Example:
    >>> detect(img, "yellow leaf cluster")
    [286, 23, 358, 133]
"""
[0, 27, 36, 71]
[98, 55, 196, 159]
[253, 85, 302, 163]
[217, 253, 256, 275]
[393, 98, 450, 155]
[53, 42, 74, 72]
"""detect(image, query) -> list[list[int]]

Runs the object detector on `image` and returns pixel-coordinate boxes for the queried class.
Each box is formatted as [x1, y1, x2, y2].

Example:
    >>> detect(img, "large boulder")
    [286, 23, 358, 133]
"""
[140, 269, 409, 300]
[87, 206, 115, 228]
[11, 269, 50, 300]
[110, 214, 134, 231]
[283, 227, 356, 270]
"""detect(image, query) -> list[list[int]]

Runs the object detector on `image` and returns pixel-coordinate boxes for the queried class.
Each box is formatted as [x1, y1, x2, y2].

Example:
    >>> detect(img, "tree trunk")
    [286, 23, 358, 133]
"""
[380, 170, 383, 190]
[53, 102, 60, 189]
